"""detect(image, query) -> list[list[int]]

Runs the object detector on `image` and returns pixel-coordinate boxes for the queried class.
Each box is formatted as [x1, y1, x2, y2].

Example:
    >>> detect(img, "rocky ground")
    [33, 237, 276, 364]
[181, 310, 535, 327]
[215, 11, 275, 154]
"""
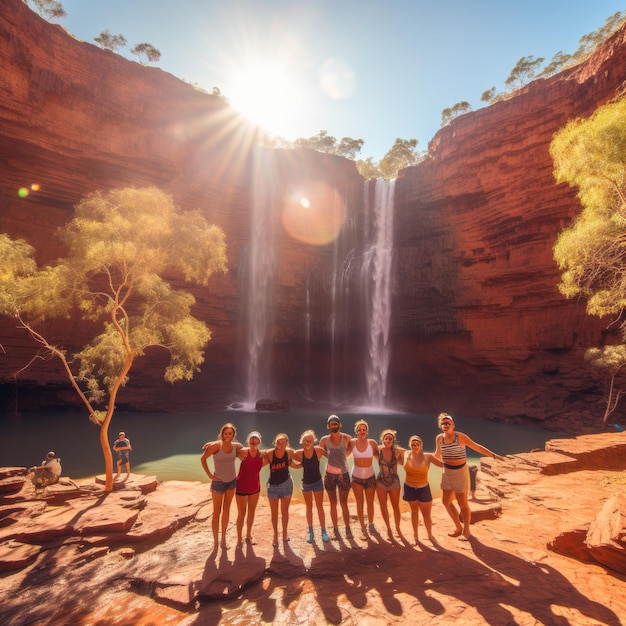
[0, 432, 625, 626]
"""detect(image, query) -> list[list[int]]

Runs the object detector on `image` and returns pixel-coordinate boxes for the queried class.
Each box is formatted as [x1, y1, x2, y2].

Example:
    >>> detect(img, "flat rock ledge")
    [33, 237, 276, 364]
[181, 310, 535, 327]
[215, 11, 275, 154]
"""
[0, 432, 625, 625]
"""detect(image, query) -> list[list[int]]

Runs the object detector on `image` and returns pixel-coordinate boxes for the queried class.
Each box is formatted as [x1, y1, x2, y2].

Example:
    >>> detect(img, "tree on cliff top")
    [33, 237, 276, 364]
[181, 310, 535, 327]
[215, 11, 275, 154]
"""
[0, 187, 228, 490]
[131, 43, 161, 64]
[551, 97, 626, 423]
[24, 0, 66, 20]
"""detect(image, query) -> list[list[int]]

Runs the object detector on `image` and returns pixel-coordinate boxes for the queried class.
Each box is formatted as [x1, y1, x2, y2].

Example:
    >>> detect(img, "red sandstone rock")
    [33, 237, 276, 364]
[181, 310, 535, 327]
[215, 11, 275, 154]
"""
[1, 0, 626, 429]
[586, 493, 626, 575]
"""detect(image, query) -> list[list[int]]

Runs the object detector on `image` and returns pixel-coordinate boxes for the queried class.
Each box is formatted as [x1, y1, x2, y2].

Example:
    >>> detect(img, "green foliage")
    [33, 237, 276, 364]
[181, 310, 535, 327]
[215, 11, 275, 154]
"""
[480, 87, 497, 104]
[585, 345, 626, 423]
[130, 43, 161, 64]
[552, 97, 626, 422]
[441, 101, 472, 127]
[378, 138, 421, 179]
[94, 30, 127, 52]
[24, 0, 66, 20]
[355, 157, 382, 180]
[0, 187, 227, 490]
[504, 56, 545, 90]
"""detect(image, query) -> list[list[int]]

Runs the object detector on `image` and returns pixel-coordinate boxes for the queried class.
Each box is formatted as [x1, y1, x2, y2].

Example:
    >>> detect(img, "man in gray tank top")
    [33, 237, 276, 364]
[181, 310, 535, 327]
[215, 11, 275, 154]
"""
[319, 415, 353, 539]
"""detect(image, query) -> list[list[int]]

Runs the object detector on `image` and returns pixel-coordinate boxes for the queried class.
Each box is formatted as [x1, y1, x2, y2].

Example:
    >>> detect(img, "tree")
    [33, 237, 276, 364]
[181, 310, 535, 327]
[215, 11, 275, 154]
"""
[294, 130, 337, 153]
[585, 346, 626, 423]
[441, 101, 472, 127]
[504, 55, 545, 90]
[551, 97, 626, 422]
[94, 30, 128, 52]
[24, 0, 66, 20]
[355, 156, 382, 180]
[334, 137, 364, 160]
[480, 87, 498, 104]
[0, 187, 227, 490]
[378, 138, 420, 179]
[131, 43, 161, 64]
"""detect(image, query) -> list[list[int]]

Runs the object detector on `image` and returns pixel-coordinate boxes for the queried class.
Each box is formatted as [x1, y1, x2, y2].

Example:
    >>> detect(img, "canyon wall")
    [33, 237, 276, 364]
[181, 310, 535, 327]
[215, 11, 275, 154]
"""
[1, 0, 624, 430]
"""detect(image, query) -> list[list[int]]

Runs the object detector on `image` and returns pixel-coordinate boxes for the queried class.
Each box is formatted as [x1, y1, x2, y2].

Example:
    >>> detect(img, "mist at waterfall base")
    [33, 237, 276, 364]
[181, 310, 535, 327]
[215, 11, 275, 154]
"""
[0, 408, 564, 498]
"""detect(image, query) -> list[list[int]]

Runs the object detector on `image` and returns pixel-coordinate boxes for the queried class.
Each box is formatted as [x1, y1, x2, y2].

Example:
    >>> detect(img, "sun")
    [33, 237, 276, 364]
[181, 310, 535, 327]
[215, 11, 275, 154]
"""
[228, 60, 310, 138]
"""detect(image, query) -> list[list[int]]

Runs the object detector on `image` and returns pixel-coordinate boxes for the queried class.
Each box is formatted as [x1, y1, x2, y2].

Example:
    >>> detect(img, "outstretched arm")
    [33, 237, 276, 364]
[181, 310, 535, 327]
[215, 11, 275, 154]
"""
[459, 433, 504, 460]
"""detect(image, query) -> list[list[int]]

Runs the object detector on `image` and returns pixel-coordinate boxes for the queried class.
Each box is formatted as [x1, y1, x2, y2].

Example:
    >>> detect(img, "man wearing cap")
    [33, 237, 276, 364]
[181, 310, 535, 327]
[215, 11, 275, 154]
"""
[319, 415, 353, 538]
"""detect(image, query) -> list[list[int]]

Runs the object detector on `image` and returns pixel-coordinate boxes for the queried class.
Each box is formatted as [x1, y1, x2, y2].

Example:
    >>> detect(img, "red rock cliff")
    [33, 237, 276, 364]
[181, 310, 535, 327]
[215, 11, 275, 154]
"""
[1, 0, 624, 431]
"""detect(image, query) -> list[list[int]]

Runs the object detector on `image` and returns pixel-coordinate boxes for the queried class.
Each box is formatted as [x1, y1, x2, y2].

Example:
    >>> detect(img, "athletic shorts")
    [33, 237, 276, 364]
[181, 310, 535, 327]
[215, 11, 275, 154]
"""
[352, 474, 377, 489]
[211, 477, 237, 494]
[324, 471, 351, 492]
[403, 483, 433, 503]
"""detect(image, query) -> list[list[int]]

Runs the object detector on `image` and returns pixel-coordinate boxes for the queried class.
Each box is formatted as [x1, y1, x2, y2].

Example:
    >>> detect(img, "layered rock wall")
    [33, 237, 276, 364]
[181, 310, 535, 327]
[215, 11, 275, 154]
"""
[1, 0, 625, 429]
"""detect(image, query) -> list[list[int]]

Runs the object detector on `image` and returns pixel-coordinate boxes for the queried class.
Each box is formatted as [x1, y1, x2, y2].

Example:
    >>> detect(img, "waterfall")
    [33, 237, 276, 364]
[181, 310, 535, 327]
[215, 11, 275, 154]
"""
[362, 178, 395, 407]
[245, 149, 277, 404]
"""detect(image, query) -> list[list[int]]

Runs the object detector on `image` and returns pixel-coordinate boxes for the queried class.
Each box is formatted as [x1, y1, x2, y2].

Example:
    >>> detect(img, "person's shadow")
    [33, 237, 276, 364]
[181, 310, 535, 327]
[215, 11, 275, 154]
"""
[468, 536, 623, 626]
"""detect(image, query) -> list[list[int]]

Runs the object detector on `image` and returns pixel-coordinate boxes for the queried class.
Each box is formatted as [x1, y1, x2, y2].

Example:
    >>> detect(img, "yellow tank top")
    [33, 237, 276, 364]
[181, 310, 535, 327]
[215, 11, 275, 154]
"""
[404, 456, 429, 486]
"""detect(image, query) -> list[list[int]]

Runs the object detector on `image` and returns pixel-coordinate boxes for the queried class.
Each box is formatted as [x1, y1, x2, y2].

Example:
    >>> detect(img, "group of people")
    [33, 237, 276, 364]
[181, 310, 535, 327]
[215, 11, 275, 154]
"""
[200, 412, 504, 550]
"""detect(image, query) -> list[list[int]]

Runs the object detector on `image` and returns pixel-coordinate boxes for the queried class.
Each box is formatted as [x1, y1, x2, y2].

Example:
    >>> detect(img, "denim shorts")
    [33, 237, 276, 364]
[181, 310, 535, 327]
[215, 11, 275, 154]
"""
[403, 483, 433, 503]
[267, 476, 294, 499]
[211, 477, 237, 494]
[302, 478, 324, 493]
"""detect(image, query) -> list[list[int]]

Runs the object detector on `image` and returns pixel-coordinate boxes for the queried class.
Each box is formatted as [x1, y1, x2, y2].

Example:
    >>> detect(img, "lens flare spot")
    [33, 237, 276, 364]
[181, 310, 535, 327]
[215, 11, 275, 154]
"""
[282, 181, 345, 245]
[18, 187, 29, 198]
[31, 183, 41, 191]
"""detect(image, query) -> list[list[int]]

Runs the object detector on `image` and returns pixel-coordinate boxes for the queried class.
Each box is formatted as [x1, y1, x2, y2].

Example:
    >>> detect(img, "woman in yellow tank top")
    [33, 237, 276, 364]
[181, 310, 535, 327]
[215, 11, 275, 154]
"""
[403, 435, 441, 544]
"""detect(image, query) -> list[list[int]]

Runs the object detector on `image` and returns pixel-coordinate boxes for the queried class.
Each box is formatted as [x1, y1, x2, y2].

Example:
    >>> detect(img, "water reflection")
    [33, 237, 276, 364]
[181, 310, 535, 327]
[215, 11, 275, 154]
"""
[0, 408, 568, 492]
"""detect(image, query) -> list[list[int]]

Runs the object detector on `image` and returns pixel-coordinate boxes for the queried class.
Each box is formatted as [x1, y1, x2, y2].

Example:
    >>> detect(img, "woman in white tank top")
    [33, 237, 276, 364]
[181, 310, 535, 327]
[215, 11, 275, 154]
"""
[351, 419, 379, 538]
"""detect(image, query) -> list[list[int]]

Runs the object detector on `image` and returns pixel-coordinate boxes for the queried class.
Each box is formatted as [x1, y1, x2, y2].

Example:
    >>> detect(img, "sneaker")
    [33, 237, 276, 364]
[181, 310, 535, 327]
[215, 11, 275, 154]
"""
[321, 529, 329, 542]
[307, 529, 314, 544]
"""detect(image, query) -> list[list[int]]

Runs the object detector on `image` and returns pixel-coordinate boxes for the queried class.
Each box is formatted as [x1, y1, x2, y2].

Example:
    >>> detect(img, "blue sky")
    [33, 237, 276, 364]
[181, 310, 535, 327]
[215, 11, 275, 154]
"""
[57, 0, 625, 161]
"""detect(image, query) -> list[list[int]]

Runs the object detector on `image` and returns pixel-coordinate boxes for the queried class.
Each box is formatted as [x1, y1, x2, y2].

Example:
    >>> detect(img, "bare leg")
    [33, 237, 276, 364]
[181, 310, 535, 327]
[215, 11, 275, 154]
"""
[389, 489, 402, 535]
[313, 490, 326, 529]
[235, 494, 248, 545]
[365, 485, 376, 527]
[125, 461, 130, 477]
[352, 481, 367, 534]
[419, 500, 433, 540]
[116, 459, 121, 478]
[281, 496, 291, 541]
[327, 489, 339, 532]
[211, 491, 224, 547]
[409, 501, 419, 543]
[220, 488, 235, 546]
[303, 491, 314, 527]
[269, 497, 279, 546]
[442, 489, 463, 536]
[246, 492, 260, 542]
[377, 488, 392, 537]
[339, 489, 351, 531]
[456, 491, 471, 538]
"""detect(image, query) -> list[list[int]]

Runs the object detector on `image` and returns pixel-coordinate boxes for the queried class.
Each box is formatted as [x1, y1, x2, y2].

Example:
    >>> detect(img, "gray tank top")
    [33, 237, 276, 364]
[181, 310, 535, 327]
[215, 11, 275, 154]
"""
[326, 436, 349, 473]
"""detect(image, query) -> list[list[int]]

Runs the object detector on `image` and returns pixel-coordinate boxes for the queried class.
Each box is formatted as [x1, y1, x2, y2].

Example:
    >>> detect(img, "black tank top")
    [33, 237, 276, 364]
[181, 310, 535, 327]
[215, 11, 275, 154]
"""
[269, 449, 290, 485]
[301, 450, 322, 485]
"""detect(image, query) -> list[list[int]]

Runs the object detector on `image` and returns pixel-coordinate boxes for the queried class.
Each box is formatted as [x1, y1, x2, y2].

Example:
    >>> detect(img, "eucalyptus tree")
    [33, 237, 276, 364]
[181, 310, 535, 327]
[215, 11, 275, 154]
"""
[94, 30, 127, 52]
[551, 97, 626, 422]
[131, 43, 161, 64]
[0, 187, 227, 490]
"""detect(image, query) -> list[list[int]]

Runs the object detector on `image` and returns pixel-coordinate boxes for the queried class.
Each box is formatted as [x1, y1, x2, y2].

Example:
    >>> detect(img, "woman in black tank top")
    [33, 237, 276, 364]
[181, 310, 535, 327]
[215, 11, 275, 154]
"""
[293, 430, 329, 543]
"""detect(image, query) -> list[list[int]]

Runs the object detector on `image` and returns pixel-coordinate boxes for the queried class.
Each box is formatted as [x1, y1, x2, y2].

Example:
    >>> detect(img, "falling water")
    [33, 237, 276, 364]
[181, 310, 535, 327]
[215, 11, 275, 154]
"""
[362, 178, 395, 407]
[245, 149, 277, 404]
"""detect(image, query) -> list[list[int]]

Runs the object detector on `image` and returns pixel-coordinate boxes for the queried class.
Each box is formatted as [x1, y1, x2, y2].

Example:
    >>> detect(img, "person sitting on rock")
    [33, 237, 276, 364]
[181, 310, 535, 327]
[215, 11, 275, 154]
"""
[30, 451, 61, 488]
